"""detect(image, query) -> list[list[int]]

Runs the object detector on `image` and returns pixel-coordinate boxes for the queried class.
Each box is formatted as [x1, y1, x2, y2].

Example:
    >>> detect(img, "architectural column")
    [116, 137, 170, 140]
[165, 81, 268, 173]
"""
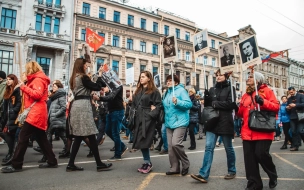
[51, 16, 55, 33]
[32, 46, 37, 61]
[42, 15, 45, 31]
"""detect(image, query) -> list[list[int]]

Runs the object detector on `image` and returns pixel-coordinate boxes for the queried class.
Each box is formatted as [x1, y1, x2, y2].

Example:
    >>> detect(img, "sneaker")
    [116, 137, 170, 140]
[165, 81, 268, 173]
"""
[224, 173, 236, 179]
[276, 136, 281, 141]
[232, 139, 235, 142]
[159, 150, 168, 155]
[122, 136, 128, 140]
[190, 174, 208, 183]
[107, 156, 122, 162]
[138, 163, 147, 172]
[121, 146, 128, 156]
[141, 163, 153, 174]
[216, 142, 220, 147]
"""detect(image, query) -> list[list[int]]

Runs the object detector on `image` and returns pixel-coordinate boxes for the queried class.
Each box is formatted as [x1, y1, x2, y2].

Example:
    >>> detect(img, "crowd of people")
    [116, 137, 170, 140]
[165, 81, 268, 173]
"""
[0, 57, 304, 190]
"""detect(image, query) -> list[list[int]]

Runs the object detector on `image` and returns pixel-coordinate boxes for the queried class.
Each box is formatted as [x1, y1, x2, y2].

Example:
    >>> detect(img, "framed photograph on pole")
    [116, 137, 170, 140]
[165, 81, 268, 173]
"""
[238, 35, 261, 70]
[218, 41, 237, 73]
[193, 29, 210, 57]
[161, 35, 178, 63]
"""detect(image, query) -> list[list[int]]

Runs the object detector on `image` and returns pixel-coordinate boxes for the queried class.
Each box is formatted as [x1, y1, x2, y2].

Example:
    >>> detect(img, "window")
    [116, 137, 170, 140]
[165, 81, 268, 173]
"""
[35, 14, 42, 31]
[112, 35, 119, 47]
[141, 18, 146, 30]
[186, 52, 190, 61]
[211, 39, 215, 48]
[0, 50, 13, 74]
[98, 32, 105, 44]
[153, 67, 158, 76]
[53, 18, 60, 34]
[128, 15, 134, 26]
[176, 28, 180, 39]
[212, 58, 216, 67]
[37, 57, 50, 76]
[96, 57, 104, 71]
[127, 62, 133, 69]
[140, 41, 146, 53]
[204, 56, 208, 65]
[164, 25, 169, 36]
[55, 0, 61, 7]
[44, 16, 51, 33]
[152, 44, 158, 55]
[140, 65, 146, 72]
[99, 7, 106, 19]
[113, 11, 120, 23]
[153, 22, 158, 33]
[82, 3, 90, 15]
[178, 49, 180, 59]
[127, 39, 133, 50]
[219, 42, 222, 45]
[46, 0, 52, 7]
[112, 60, 119, 74]
[185, 32, 190, 41]
[1, 8, 17, 29]
[81, 29, 86, 41]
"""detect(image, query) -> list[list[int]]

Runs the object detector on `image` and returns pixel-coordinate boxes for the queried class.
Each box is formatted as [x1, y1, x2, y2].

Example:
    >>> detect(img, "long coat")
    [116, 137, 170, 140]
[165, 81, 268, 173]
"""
[132, 88, 161, 150]
[1, 87, 21, 132]
[20, 71, 50, 130]
[48, 88, 66, 129]
[237, 84, 279, 141]
[207, 81, 236, 135]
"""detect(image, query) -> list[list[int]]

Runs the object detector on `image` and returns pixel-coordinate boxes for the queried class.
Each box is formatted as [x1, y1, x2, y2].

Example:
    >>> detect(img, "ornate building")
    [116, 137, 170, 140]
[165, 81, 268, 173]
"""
[0, 0, 73, 86]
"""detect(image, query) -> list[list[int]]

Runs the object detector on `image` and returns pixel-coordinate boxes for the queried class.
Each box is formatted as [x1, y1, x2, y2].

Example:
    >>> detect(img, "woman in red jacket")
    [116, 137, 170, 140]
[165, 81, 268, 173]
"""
[237, 71, 279, 190]
[2, 61, 57, 173]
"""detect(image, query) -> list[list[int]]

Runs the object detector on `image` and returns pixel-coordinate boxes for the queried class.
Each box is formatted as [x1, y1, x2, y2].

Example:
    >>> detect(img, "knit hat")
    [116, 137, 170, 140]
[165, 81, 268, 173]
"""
[0, 71, 6, 79]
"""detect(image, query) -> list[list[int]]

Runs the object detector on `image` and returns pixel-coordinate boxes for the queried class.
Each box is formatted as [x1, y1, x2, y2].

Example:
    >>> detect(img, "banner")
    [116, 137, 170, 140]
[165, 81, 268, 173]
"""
[86, 28, 105, 52]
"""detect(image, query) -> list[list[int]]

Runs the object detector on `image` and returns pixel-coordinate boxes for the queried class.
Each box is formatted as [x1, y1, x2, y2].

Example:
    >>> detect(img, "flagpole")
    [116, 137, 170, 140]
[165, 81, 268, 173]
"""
[170, 61, 175, 97]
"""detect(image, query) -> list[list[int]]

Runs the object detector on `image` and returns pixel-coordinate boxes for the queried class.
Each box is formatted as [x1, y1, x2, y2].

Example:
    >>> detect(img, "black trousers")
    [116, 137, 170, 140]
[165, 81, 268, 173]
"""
[243, 140, 277, 190]
[2, 131, 16, 155]
[12, 122, 57, 169]
[290, 119, 303, 148]
[47, 127, 67, 148]
[282, 122, 292, 146]
[188, 123, 196, 148]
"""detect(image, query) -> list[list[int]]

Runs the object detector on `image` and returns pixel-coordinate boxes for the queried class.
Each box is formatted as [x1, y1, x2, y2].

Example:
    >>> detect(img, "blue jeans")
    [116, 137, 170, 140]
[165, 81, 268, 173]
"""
[106, 110, 125, 158]
[126, 129, 133, 142]
[141, 148, 150, 163]
[217, 136, 222, 144]
[234, 119, 241, 136]
[199, 131, 236, 180]
[162, 124, 168, 151]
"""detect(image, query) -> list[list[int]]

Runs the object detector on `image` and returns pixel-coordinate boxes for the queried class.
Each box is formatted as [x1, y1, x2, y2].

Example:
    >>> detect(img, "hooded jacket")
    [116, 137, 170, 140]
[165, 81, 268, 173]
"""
[48, 88, 66, 129]
[278, 102, 290, 123]
[20, 71, 50, 130]
[237, 84, 279, 141]
[163, 84, 192, 129]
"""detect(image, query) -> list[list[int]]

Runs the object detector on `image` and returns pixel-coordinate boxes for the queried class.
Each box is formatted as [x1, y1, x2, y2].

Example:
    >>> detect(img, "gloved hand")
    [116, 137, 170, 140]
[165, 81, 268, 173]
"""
[232, 102, 239, 113]
[255, 95, 264, 106]
[204, 89, 213, 107]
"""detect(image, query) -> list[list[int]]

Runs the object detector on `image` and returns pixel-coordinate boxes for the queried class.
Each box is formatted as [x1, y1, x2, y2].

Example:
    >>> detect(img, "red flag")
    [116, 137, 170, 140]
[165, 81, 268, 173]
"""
[85, 28, 105, 52]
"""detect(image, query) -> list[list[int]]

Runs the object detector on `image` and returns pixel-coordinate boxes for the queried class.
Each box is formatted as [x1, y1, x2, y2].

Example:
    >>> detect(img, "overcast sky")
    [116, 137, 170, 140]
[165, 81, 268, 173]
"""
[124, 0, 304, 61]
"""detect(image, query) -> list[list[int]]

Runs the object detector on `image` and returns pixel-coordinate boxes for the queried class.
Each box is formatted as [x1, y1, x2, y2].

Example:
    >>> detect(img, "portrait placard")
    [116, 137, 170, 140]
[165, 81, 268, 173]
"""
[237, 35, 261, 70]
[193, 29, 210, 57]
[126, 67, 134, 85]
[161, 35, 178, 63]
[154, 74, 161, 89]
[218, 41, 237, 73]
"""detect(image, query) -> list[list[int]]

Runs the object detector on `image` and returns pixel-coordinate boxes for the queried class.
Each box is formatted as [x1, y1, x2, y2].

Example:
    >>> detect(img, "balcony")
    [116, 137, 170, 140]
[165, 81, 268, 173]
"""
[0, 28, 20, 35]
[26, 29, 69, 41]
[34, 0, 66, 17]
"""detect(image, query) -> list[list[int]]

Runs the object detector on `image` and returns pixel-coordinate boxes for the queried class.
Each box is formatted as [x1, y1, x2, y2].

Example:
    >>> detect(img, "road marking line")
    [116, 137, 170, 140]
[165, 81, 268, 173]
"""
[272, 153, 304, 172]
[136, 173, 157, 190]
[273, 152, 304, 155]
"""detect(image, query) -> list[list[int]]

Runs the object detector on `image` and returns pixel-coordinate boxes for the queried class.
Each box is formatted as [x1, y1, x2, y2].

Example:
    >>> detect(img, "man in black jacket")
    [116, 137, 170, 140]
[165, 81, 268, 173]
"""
[286, 87, 304, 151]
[93, 85, 128, 161]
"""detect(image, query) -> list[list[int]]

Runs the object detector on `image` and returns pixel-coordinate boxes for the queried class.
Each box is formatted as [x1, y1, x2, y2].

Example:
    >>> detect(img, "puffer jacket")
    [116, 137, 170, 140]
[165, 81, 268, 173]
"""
[1, 87, 21, 131]
[48, 88, 66, 129]
[20, 71, 50, 130]
[189, 95, 200, 124]
[237, 84, 279, 141]
[163, 84, 192, 129]
[278, 103, 290, 123]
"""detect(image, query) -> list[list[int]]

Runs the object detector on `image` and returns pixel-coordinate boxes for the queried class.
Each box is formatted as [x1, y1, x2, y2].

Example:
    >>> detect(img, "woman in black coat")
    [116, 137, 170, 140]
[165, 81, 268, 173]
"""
[0, 74, 21, 166]
[191, 70, 237, 183]
[187, 88, 200, 150]
[132, 71, 161, 174]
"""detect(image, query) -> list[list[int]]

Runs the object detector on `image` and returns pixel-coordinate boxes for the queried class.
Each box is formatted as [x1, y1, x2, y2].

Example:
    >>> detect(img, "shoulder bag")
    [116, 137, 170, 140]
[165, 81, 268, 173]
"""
[248, 95, 276, 133]
[17, 101, 36, 126]
[126, 93, 144, 131]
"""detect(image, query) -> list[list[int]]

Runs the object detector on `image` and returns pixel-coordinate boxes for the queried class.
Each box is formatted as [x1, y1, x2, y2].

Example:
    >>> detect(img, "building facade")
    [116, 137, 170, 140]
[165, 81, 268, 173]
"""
[0, 0, 73, 86]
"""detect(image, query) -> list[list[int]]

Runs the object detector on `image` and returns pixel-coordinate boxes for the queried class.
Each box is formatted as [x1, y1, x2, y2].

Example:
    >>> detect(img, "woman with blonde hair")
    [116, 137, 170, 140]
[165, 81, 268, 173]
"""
[2, 61, 58, 173]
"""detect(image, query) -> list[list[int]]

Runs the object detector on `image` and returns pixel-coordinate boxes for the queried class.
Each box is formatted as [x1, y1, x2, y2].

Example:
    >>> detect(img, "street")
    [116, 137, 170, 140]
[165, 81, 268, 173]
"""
[0, 134, 303, 190]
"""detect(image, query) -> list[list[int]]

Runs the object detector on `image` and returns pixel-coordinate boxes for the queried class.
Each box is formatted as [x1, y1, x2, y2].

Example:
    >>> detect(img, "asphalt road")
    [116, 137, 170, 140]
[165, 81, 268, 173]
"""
[0, 134, 303, 190]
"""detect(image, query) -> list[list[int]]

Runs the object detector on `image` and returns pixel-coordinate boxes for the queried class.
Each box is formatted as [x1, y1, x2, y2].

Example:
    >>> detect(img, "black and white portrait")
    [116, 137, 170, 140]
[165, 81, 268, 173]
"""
[186, 75, 190, 86]
[193, 29, 209, 56]
[238, 36, 259, 64]
[219, 43, 235, 67]
[236, 82, 240, 91]
[154, 74, 161, 88]
[163, 36, 176, 58]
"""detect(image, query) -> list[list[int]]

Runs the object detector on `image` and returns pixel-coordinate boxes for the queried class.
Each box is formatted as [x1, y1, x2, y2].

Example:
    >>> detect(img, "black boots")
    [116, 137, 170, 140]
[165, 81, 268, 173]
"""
[280, 144, 287, 150]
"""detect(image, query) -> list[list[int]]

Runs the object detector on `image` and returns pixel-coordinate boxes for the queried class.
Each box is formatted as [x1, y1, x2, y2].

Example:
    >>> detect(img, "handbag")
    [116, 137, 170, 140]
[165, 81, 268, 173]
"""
[297, 111, 304, 122]
[126, 94, 144, 131]
[17, 101, 36, 126]
[248, 95, 276, 133]
[201, 106, 219, 129]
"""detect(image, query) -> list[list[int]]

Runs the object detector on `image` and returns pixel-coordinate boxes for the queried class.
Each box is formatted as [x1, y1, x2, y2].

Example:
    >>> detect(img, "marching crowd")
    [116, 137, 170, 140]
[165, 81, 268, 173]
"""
[0, 57, 304, 190]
